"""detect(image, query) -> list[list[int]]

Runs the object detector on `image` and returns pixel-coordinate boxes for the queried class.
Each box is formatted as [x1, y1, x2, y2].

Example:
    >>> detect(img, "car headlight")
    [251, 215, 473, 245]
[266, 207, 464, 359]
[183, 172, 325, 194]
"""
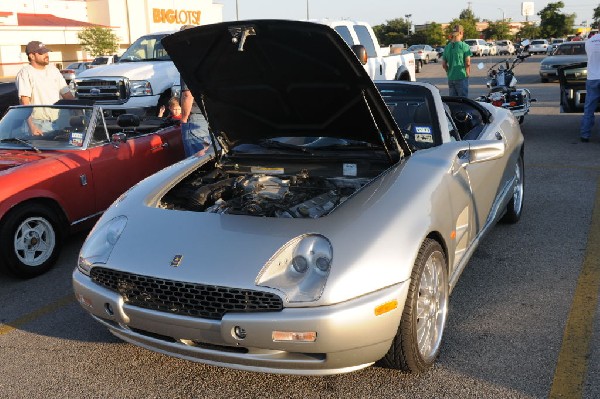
[77, 216, 127, 275]
[256, 234, 333, 303]
[130, 80, 153, 96]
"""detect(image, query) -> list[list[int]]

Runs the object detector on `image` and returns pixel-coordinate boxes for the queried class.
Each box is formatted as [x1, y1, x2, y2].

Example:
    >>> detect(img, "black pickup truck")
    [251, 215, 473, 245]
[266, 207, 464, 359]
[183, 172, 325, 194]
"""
[558, 62, 589, 113]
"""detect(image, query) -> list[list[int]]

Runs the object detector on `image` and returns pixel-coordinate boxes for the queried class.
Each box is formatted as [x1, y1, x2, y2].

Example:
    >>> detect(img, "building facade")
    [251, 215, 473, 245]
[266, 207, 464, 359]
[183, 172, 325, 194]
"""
[0, 0, 223, 77]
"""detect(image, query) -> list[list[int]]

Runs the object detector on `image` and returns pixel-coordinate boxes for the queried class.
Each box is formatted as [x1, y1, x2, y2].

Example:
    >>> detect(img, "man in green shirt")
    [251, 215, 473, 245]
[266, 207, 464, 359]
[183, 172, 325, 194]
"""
[442, 25, 472, 97]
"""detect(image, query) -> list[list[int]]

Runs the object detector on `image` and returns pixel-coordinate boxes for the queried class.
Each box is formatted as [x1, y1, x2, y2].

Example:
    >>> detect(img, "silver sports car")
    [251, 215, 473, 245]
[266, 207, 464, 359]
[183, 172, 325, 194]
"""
[73, 20, 524, 376]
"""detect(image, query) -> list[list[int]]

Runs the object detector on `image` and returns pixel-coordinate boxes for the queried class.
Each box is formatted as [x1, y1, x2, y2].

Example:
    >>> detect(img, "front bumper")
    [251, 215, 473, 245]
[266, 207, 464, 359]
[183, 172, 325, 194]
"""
[73, 268, 410, 375]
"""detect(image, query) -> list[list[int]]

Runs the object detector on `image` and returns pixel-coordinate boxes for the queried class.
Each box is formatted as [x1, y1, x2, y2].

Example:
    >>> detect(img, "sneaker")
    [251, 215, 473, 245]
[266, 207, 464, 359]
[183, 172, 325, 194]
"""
[580, 137, 590, 142]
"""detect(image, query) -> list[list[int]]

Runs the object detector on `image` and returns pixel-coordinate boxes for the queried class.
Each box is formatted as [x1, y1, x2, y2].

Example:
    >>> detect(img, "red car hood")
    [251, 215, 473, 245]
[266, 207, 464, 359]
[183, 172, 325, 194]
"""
[0, 150, 55, 172]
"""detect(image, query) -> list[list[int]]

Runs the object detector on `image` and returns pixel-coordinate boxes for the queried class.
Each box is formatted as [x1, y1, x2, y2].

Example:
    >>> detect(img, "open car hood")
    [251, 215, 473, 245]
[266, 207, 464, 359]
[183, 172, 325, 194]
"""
[161, 20, 409, 158]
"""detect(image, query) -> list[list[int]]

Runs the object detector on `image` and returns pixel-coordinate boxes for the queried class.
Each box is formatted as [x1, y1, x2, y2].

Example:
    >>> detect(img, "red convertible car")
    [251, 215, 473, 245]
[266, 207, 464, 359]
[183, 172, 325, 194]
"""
[0, 102, 184, 278]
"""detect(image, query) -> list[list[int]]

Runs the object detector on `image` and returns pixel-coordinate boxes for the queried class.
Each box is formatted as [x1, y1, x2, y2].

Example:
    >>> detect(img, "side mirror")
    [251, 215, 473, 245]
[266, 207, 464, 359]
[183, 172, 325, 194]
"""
[351, 45, 368, 65]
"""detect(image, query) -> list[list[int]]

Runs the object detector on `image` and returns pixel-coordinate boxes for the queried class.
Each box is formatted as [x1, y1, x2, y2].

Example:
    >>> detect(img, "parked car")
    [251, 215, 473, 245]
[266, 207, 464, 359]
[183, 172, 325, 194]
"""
[405, 44, 439, 64]
[546, 38, 566, 55]
[60, 62, 91, 83]
[88, 55, 116, 69]
[73, 20, 525, 376]
[558, 61, 592, 112]
[528, 39, 549, 55]
[539, 41, 587, 82]
[465, 39, 489, 56]
[0, 82, 18, 116]
[495, 40, 515, 55]
[0, 102, 184, 278]
[486, 42, 498, 56]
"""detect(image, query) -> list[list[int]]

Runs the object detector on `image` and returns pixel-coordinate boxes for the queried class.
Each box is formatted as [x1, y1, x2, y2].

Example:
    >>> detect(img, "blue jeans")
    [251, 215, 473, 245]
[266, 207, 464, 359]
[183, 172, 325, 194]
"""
[181, 113, 211, 157]
[448, 78, 469, 97]
[580, 79, 600, 139]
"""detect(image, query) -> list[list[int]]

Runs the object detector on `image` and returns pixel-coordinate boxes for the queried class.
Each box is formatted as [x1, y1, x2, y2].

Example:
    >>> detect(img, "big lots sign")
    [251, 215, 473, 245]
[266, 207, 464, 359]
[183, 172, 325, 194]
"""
[153, 8, 201, 25]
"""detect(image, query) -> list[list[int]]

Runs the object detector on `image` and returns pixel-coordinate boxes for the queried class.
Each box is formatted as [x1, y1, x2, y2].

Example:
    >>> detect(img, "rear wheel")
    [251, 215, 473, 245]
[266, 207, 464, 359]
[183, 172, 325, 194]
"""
[501, 154, 524, 223]
[0, 203, 64, 278]
[415, 60, 423, 73]
[380, 239, 448, 373]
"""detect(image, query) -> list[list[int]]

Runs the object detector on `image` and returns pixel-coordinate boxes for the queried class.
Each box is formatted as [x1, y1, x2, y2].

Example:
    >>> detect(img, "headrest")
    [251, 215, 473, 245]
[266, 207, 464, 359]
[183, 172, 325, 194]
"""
[413, 103, 431, 124]
[69, 115, 86, 129]
[117, 113, 140, 128]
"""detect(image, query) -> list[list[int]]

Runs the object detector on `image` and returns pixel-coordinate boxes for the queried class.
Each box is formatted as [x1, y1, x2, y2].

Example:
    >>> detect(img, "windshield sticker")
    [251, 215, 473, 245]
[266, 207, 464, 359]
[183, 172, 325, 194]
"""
[343, 163, 357, 176]
[251, 167, 284, 174]
[69, 132, 84, 147]
[414, 126, 432, 134]
[415, 133, 434, 143]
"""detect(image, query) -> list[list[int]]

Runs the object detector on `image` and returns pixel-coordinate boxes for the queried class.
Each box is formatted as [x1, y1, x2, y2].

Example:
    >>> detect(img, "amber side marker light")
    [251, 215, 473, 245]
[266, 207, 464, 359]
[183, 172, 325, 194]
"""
[374, 299, 398, 316]
[272, 331, 317, 342]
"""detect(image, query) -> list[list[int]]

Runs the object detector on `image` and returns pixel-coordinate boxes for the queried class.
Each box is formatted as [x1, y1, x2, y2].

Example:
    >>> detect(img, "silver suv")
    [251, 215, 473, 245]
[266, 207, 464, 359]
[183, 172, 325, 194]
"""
[495, 40, 515, 55]
[465, 39, 489, 57]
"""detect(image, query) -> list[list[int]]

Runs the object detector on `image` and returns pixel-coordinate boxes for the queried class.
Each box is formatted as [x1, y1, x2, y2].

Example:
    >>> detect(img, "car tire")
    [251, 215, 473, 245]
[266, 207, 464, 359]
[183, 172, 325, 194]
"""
[424, 56, 429, 64]
[0, 203, 64, 278]
[501, 154, 524, 224]
[415, 60, 422, 73]
[518, 115, 525, 124]
[379, 238, 448, 373]
[541, 77, 548, 83]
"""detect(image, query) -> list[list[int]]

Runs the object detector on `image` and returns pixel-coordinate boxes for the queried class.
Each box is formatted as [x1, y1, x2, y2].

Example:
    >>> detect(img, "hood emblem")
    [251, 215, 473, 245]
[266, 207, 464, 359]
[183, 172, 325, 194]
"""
[229, 25, 256, 52]
[170, 255, 183, 267]
[90, 88, 101, 96]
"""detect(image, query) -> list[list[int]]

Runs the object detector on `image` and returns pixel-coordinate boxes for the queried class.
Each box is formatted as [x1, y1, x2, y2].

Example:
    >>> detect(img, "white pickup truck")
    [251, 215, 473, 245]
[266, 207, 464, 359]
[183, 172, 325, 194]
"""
[74, 22, 415, 116]
[73, 31, 179, 116]
[325, 20, 416, 82]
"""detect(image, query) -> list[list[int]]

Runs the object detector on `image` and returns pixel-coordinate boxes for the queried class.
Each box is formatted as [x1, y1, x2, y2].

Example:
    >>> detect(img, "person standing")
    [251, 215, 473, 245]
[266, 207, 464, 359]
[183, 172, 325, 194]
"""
[579, 33, 600, 142]
[178, 25, 211, 157]
[442, 25, 472, 97]
[15, 41, 74, 135]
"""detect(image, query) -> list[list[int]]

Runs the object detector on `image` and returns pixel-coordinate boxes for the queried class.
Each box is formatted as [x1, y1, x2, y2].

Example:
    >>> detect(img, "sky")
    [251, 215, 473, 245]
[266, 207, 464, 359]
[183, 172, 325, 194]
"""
[216, 0, 597, 27]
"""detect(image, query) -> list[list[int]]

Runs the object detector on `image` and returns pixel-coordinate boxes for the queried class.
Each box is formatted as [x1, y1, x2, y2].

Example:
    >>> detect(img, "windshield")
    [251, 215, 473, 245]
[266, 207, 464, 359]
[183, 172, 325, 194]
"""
[91, 57, 109, 65]
[0, 106, 94, 150]
[555, 44, 586, 55]
[465, 40, 477, 45]
[408, 45, 424, 51]
[119, 34, 170, 62]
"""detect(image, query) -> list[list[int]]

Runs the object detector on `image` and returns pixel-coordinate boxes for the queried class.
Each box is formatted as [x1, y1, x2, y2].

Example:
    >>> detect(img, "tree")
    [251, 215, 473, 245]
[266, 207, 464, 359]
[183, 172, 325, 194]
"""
[422, 22, 446, 46]
[373, 18, 410, 46]
[445, 18, 478, 40]
[482, 20, 511, 40]
[517, 22, 540, 40]
[537, 2, 576, 38]
[593, 4, 600, 28]
[77, 27, 120, 56]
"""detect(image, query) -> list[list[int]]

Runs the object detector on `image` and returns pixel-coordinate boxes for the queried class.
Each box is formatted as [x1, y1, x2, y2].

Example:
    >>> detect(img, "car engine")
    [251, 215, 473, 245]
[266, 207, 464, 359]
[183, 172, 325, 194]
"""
[159, 167, 370, 218]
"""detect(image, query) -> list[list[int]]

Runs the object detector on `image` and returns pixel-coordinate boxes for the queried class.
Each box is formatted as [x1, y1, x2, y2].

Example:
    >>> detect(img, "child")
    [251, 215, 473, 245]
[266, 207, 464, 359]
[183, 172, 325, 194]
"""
[158, 97, 182, 121]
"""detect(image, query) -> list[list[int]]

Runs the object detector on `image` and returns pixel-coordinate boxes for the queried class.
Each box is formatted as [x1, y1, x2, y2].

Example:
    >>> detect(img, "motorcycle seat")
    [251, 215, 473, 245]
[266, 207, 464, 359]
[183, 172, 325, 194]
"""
[490, 86, 515, 94]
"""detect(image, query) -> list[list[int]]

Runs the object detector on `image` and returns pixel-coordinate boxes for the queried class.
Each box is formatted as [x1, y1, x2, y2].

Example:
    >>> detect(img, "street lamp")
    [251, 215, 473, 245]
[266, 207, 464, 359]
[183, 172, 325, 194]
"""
[498, 8, 505, 22]
[405, 14, 412, 36]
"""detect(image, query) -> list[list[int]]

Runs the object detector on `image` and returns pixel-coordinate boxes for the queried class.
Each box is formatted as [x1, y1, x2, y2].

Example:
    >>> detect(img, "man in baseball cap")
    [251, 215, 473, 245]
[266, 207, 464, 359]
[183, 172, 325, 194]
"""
[442, 24, 472, 97]
[15, 40, 74, 135]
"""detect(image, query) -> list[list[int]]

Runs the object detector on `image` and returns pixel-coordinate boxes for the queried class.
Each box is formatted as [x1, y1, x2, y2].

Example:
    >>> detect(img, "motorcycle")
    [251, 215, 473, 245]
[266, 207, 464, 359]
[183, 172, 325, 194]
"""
[475, 39, 535, 124]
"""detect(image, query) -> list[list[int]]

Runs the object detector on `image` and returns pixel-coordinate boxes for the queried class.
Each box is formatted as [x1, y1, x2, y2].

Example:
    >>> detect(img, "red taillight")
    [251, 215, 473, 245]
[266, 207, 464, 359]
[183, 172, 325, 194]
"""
[492, 100, 504, 107]
[418, 51, 423, 54]
[509, 101, 517, 107]
[62, 69, 75, 74]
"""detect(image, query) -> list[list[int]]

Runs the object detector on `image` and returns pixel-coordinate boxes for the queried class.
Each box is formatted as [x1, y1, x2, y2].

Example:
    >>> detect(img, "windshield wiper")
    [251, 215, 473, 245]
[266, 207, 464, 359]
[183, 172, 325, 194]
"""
[0, 138, 41, 153]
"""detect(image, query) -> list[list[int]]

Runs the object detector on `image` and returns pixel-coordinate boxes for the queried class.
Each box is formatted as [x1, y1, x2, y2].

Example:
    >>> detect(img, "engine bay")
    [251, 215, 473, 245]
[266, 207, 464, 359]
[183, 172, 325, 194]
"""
[159, 163, 372, 218]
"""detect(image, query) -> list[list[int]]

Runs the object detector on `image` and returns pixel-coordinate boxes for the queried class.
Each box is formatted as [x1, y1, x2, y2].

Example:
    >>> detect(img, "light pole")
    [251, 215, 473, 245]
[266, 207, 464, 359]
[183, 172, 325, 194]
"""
[236, 0, 239, 20]
[405, 14, 412, 36]
[306, 0, 310, 20]
[498, 8, 505, 22]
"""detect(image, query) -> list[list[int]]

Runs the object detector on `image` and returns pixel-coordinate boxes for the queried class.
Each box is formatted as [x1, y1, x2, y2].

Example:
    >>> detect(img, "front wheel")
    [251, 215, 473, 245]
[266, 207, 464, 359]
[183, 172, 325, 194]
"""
[380, 239, 448, 373]
[0, 203, 64, 278]
[501, 154, 524, 223]
[518, 115, 525, 124]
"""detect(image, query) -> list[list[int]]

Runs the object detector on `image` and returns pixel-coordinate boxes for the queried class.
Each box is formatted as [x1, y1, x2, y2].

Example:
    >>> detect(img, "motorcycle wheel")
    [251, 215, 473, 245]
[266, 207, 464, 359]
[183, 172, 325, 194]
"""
[518, 116, 525, 124]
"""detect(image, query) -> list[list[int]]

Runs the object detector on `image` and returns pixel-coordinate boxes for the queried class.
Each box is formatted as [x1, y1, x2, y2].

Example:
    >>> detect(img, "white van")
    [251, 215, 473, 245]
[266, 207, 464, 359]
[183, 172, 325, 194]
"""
[465, 39, 489, 57]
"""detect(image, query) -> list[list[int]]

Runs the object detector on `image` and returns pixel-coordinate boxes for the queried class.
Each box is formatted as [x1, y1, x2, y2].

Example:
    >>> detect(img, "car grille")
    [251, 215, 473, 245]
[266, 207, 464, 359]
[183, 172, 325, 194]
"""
[90, 267, 284, 320]
[75, 77, 129, 103]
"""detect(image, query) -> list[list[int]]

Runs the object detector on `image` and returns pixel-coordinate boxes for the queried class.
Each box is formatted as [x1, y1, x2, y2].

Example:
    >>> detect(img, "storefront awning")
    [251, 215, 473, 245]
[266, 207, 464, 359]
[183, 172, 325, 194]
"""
[17, 13, 99, 27]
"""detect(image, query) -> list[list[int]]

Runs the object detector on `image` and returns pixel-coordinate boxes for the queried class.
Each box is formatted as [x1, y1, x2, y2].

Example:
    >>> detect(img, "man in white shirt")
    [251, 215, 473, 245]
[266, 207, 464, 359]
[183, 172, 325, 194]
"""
[15, 41, 74, 135]
[580, 33, 600, 142]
